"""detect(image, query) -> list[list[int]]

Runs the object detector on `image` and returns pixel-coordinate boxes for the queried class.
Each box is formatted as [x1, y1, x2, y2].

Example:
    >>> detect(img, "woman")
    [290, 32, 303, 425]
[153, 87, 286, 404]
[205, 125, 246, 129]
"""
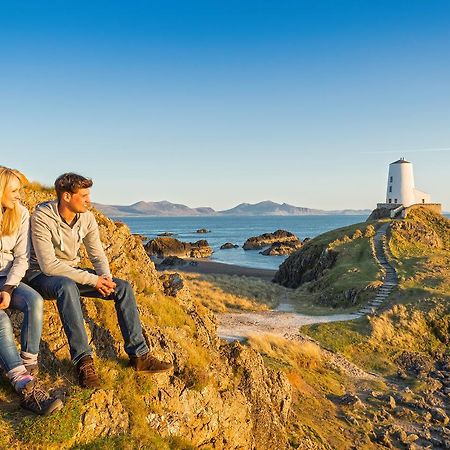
[0, 166, 62, 415]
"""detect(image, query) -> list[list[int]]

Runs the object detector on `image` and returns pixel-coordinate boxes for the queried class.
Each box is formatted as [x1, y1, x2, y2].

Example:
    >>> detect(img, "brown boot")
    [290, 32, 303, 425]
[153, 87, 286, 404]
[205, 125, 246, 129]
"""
[130, 353, 173, 373]
[76, 356, 101, 388]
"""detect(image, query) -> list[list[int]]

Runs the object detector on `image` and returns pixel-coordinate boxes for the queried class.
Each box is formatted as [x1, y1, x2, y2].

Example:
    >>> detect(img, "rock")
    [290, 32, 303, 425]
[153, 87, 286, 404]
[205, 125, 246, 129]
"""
[373, 428, 393, 448]
[196, 228, 210, 233]
[390, 218, 444, 249]
[220, 242, 239, 250]
[243, 230, 300, 250]
[395, 351, 434, 377]
[76, 390, 129, 442]
[145, 237, 213, 258]
[338, 393, 365, 409]
[260, 241, 303, 256]
[388, 396, 397, 409]
[370, 391, 383, 398]
[274, 244, 338, 288]
[157, 255, 187, 268]
[159, 273, 184, 297]
[430, 407, 449, 425]
[157, 232, 175, 236]
[404, 434, 419, 444]
[13, 183, 293, 449]
[133, 233, 149, 242]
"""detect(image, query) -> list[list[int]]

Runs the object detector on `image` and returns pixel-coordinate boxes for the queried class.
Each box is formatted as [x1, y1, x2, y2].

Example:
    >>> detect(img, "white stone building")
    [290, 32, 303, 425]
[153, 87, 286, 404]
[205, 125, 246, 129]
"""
[385, 158, 430, 207]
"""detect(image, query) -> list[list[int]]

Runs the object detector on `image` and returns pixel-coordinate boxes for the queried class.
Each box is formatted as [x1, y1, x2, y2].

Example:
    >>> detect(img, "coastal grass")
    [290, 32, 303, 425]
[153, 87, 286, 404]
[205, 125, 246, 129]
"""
[183, 273, 278, 312]
[302, 210, 450, 375]
[245, 334, 380, 450]
[183, 273, 362, 315]
[247, 334, 323, 371]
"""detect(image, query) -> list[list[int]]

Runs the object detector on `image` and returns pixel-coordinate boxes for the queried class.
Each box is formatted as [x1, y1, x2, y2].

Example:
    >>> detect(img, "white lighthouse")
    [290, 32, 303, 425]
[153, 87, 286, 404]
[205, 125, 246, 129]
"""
[385, 158, 430, 207]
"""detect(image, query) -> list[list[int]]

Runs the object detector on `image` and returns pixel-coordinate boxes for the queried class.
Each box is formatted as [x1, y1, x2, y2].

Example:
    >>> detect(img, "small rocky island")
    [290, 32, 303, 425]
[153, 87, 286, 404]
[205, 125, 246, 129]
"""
[243, 229, 302, 255]
[145, 237, 213, 258]
[220, 242, 239, 250]
[196, 228, 210, 233]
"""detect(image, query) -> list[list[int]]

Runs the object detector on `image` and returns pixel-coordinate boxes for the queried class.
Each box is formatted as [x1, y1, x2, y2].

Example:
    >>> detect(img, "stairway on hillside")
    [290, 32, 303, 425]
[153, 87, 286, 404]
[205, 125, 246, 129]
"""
[354, 223, 398, 317]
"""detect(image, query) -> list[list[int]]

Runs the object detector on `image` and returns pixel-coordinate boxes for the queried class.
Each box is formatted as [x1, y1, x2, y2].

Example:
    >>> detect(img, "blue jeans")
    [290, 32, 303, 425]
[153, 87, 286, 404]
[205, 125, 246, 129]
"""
[0, 277, 44, 372]
[28, 273, 149, 364]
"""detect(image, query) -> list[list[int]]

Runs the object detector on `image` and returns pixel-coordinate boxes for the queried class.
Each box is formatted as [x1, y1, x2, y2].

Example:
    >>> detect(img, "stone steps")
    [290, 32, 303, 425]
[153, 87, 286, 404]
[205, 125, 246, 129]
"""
[358, 222, 399, 316]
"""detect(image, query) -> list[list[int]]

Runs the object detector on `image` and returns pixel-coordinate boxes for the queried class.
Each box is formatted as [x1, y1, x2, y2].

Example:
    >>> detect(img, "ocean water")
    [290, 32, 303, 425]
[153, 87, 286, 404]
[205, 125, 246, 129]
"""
[112, 215, 369, 270]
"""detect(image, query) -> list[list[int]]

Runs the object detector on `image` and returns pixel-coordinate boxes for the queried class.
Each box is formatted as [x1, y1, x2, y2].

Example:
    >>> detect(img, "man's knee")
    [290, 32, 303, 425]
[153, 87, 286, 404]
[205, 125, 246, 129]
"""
[114, 279, 133, 297]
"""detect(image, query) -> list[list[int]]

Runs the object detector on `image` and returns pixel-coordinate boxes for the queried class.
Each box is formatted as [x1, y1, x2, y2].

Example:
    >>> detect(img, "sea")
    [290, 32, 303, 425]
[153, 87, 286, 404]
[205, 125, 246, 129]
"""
[111, 215, 370, 270]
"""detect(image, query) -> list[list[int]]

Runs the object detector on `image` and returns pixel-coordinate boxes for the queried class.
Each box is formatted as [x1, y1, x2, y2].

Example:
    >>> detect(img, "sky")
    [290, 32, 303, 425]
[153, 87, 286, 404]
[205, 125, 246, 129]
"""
[1, 0, 449, 210]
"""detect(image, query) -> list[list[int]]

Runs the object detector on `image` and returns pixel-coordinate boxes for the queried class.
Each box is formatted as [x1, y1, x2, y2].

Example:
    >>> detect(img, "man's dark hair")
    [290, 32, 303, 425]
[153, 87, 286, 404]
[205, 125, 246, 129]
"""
[54, 173, 93, 200]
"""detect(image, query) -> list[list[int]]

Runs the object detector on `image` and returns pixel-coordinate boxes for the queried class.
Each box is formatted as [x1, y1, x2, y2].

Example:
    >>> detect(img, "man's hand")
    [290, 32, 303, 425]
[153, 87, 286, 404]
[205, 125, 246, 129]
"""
[95, 275, 116, 297]
[0, 291, 11, 310]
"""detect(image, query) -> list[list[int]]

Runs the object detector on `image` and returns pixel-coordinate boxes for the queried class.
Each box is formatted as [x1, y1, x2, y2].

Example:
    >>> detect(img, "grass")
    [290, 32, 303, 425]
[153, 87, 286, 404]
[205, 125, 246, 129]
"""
[302, 209, 450, 376]
[18, 388, 91, 446]
[244, 333, 383, 450]
[247, 334, 323, 371]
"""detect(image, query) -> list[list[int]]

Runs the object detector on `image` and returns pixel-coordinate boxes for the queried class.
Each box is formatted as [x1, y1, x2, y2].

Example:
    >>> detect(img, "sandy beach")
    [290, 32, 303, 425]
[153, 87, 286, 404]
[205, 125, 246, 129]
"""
[158, 258, 277, 280]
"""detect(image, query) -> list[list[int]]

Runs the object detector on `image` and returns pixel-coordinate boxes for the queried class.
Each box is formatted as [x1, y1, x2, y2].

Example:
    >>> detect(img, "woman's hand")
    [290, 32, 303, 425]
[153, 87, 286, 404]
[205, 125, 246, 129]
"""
[0, 291, 11, 309]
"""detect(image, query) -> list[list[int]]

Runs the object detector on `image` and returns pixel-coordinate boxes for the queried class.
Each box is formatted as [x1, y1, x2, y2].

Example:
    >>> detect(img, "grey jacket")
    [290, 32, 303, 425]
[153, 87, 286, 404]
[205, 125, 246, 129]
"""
[28, 201, 111, 287]
[0, 204, 30, 287]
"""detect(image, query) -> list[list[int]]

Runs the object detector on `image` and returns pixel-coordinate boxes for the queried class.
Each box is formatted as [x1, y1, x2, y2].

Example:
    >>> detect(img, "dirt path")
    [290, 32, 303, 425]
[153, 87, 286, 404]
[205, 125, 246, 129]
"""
[217, 306, 357, 342]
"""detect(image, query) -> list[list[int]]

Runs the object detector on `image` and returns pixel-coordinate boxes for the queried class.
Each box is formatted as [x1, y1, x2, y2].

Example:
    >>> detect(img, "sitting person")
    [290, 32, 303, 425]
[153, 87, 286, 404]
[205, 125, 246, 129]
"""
[27, 173, 172, 388]
[0, 167, 62, 415]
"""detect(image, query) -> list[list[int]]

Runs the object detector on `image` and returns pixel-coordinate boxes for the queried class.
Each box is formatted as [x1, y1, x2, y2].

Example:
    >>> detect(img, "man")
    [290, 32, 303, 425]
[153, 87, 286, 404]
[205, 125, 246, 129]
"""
[27, 173, 172, 388]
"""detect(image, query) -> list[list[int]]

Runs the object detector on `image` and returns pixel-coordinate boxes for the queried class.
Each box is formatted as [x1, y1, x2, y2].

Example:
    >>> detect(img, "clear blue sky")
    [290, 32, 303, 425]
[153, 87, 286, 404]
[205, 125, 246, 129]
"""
[1, 0, 449, 210]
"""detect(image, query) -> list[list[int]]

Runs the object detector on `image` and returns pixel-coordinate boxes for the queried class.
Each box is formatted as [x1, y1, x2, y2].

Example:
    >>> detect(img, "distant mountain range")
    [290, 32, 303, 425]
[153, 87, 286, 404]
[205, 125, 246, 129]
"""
[94, 200, 371, 217]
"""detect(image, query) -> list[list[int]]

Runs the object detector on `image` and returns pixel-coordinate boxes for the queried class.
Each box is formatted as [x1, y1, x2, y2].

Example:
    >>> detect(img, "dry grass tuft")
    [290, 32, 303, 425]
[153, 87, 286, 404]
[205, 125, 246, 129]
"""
[247, 334, 323, 370]
[183, 273, 280, 312]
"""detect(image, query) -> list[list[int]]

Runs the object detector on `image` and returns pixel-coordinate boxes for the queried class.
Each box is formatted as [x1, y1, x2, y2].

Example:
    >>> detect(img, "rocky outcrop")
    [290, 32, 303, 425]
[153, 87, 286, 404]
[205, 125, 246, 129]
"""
[274, 243, 338, 288]
[196, 228, 210, 233]
[76, 390, 130, 442]
[260, 241, 303, 256]
[243, 229, 301, 250]
[157, 255, 187, 268]
[3, 183, 291, 449]
[220, 242, 239, 250]
[145, 237, 213, 258]
[389, 219, 444, 249]
[159, 272, 184, 297]
[145, 342, 291, 449]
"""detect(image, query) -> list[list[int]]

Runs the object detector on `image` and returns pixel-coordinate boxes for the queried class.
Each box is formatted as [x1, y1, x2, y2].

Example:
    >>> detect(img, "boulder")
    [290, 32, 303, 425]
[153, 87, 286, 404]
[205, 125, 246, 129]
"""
[159, 273, 184, 297]
[196, 228, 210, 233]
[220, 242, 239, 250]
[158, 255, 187, 268]
[243, 230, 300, 250]
[145, 237, 213, 258]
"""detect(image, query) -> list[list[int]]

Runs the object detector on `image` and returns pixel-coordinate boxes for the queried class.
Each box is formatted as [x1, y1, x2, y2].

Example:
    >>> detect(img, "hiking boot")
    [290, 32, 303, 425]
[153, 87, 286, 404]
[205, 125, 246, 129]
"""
[130, 353, 173, 373]
[76, 356, 101, 389]
[19, 380, 63, 416]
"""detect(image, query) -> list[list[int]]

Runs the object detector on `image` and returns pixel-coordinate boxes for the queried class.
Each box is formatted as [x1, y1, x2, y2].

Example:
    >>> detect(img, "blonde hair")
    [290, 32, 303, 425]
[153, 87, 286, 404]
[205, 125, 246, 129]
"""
[0, 167, 28, 236]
